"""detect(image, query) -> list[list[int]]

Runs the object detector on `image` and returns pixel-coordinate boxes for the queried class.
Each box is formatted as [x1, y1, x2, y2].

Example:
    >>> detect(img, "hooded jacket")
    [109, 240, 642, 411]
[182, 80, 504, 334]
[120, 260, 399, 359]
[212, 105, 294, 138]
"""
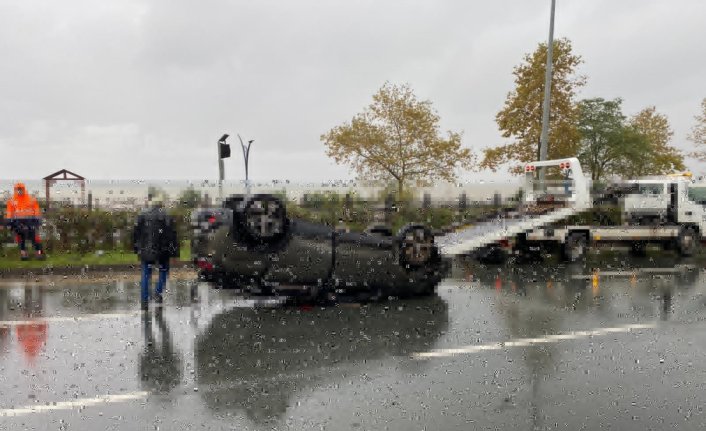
[133, 206, 180, 262]
[5, 183, 41, 221]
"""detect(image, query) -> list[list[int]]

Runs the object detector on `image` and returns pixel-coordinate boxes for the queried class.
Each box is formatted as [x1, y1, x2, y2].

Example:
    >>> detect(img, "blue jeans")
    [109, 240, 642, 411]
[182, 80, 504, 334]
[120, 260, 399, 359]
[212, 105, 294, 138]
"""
[141, 260, 169, 302]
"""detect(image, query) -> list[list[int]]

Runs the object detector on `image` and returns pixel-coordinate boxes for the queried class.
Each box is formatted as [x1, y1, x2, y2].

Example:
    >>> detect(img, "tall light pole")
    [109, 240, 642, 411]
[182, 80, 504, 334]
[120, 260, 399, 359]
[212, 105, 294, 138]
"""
[538, 0, 556, 184]
[238, 134, 254, 195]
[218, 134, 231, 202]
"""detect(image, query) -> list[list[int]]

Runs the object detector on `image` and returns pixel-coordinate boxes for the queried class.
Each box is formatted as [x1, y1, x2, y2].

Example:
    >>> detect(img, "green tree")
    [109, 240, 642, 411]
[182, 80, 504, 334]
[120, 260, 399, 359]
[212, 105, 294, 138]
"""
[627, 106, 684, 177]
[177, 186, 202, 209]
[689, 97, 706, 161]
[612, 126, 653, 179]
[576, 98, 634, 181]
[482, 38, 586, 173]
[321, 82, 475, 195]
[577, 100, 684, 181]
[147, 186, 169, 202]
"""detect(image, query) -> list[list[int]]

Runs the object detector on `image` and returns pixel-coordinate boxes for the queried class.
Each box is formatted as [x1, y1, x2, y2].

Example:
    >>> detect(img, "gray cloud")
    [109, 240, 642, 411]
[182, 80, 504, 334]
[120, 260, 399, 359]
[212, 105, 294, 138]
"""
[1, 0, 705, 182]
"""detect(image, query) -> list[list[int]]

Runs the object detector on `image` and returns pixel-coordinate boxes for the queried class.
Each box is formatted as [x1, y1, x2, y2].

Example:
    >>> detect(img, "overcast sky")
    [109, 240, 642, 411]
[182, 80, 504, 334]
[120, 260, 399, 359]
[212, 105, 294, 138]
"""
[0, 0, 704, 183]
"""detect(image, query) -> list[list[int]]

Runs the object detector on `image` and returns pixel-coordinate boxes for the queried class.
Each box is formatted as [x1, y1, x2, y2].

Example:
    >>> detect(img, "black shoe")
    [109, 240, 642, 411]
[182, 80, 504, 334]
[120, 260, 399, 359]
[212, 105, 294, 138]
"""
[36, 253, 46, 261]
[20, 255, 29, 261]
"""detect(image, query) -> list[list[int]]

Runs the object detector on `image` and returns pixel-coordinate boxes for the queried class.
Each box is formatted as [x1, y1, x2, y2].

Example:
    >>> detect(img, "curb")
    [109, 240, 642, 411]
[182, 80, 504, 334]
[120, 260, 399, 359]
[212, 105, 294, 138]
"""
[0, 260, 194, 278]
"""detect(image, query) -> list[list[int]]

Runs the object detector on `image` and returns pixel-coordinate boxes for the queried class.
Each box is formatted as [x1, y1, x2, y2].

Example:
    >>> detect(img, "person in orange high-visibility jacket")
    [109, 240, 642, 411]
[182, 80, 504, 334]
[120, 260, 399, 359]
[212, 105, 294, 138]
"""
[5, 183, 45, 261]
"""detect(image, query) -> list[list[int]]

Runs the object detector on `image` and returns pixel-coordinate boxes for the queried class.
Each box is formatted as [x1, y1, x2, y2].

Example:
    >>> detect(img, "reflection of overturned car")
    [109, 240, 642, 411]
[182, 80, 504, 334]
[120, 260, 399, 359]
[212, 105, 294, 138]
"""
[195, 295, 449, 423]
[191, 194, 449, 300]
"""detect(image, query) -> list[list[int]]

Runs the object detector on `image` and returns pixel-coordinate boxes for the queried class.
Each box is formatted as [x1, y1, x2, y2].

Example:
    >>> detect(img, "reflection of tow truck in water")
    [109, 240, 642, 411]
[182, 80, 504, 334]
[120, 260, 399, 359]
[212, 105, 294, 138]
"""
[437, 158, 706, 262]
[191, 194, 449, 302]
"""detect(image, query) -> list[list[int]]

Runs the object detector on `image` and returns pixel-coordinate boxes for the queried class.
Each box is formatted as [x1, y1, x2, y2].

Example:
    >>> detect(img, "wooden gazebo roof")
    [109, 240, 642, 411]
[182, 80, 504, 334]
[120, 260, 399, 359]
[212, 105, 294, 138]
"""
[43, 169, 85, 181]
[43, 169, 86, 210]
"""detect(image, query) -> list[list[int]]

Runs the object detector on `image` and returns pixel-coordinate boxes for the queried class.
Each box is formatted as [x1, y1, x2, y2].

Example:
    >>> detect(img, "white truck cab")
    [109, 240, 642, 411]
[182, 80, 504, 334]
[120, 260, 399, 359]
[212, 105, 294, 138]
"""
[674, 181, 706, 231]
[620, 175, 700, 225]
[621, 178, 678, 223]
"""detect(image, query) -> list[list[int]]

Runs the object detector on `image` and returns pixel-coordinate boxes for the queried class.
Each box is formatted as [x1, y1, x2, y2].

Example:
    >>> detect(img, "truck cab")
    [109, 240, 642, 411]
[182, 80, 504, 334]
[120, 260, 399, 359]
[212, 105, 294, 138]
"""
[621, 179, 674, 224]
[674, 181, 706, 231]
[620, 174, 700, 225]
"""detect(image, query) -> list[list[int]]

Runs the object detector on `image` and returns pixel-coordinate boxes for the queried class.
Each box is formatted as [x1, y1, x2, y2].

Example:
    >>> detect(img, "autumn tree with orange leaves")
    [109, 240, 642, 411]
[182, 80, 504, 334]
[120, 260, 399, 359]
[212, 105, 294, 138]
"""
[322, 82, 475, 195]
[482, 38, 585, 173]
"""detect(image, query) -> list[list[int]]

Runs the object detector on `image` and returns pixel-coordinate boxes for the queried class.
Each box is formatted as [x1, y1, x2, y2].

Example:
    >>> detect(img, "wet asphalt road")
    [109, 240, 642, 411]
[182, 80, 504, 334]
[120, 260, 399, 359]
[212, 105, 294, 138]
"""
[2, 255, 706, 430]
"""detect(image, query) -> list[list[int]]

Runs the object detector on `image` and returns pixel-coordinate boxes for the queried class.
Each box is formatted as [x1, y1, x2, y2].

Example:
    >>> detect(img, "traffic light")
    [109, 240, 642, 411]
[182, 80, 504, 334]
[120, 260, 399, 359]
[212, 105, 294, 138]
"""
[219, 134, 230, 159]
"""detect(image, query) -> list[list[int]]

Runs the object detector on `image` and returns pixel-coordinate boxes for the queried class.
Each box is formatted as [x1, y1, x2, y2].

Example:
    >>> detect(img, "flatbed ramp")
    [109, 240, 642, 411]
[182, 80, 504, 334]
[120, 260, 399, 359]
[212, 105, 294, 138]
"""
[435, 157, 592, 257]
[436, 207, 578, 256]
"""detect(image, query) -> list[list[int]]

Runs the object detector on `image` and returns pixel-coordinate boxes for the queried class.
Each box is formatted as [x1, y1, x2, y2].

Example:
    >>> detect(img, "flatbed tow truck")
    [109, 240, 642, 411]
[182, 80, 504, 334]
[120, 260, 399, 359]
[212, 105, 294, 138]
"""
[436, 158, 706, 262]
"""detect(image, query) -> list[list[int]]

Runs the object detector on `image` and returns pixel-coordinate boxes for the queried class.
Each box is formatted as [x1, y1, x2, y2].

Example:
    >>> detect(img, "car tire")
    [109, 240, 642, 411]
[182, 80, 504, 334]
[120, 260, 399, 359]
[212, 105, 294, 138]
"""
[242, 195, 288, 246]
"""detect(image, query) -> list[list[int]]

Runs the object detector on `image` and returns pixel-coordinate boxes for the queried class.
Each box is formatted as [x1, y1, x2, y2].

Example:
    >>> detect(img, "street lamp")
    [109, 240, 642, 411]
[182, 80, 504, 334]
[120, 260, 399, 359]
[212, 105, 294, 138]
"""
[238, 134, 255, 194]
[538, 0, 556, 185]
[218, 133, 231, 202]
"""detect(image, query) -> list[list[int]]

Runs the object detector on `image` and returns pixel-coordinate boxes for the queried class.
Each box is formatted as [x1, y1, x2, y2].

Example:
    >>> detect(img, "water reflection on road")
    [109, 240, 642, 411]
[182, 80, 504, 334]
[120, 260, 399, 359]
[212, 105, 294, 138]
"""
[0, 254, 705, 430]
[196, 295, 449, 424]
[448, 254, 703, 430]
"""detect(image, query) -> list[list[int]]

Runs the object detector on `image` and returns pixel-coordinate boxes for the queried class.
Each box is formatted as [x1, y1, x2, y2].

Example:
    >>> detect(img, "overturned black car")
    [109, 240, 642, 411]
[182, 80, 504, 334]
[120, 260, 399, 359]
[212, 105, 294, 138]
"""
[191, 194, 449, 301]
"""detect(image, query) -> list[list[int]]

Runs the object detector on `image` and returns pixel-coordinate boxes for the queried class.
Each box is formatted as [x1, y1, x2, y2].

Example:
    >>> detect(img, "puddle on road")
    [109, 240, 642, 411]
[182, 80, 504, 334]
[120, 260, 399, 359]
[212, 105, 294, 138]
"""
[0, 258, 705, 429]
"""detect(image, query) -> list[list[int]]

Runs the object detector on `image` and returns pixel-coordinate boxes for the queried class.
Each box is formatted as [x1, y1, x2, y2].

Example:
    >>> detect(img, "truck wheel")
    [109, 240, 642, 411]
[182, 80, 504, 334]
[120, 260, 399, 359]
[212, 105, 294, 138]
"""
[677, 226, 698, 257]
[630, 241, 647, 257]
[367, 286, 385, 302]
[563, 232, 587, 262]
[662, 240, 674, 251]
[515, 234, 542, 263]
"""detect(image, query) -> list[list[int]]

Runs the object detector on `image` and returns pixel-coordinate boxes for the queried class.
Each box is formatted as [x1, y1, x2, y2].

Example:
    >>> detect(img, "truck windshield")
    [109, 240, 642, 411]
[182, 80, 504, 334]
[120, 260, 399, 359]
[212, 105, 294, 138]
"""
[638, 184, 664, 195]
[687, 185, 706, 204]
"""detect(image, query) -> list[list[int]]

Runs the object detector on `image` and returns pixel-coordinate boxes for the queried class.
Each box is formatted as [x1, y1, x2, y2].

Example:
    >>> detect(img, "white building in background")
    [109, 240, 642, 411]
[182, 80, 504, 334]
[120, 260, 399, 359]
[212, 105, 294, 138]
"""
[0, 179, 521, 210]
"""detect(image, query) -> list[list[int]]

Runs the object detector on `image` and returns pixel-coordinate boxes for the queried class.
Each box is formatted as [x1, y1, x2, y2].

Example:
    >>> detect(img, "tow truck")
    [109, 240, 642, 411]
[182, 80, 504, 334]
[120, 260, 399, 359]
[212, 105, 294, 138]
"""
[522, 171, 706, 260]
[437, 159, 706, 262]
